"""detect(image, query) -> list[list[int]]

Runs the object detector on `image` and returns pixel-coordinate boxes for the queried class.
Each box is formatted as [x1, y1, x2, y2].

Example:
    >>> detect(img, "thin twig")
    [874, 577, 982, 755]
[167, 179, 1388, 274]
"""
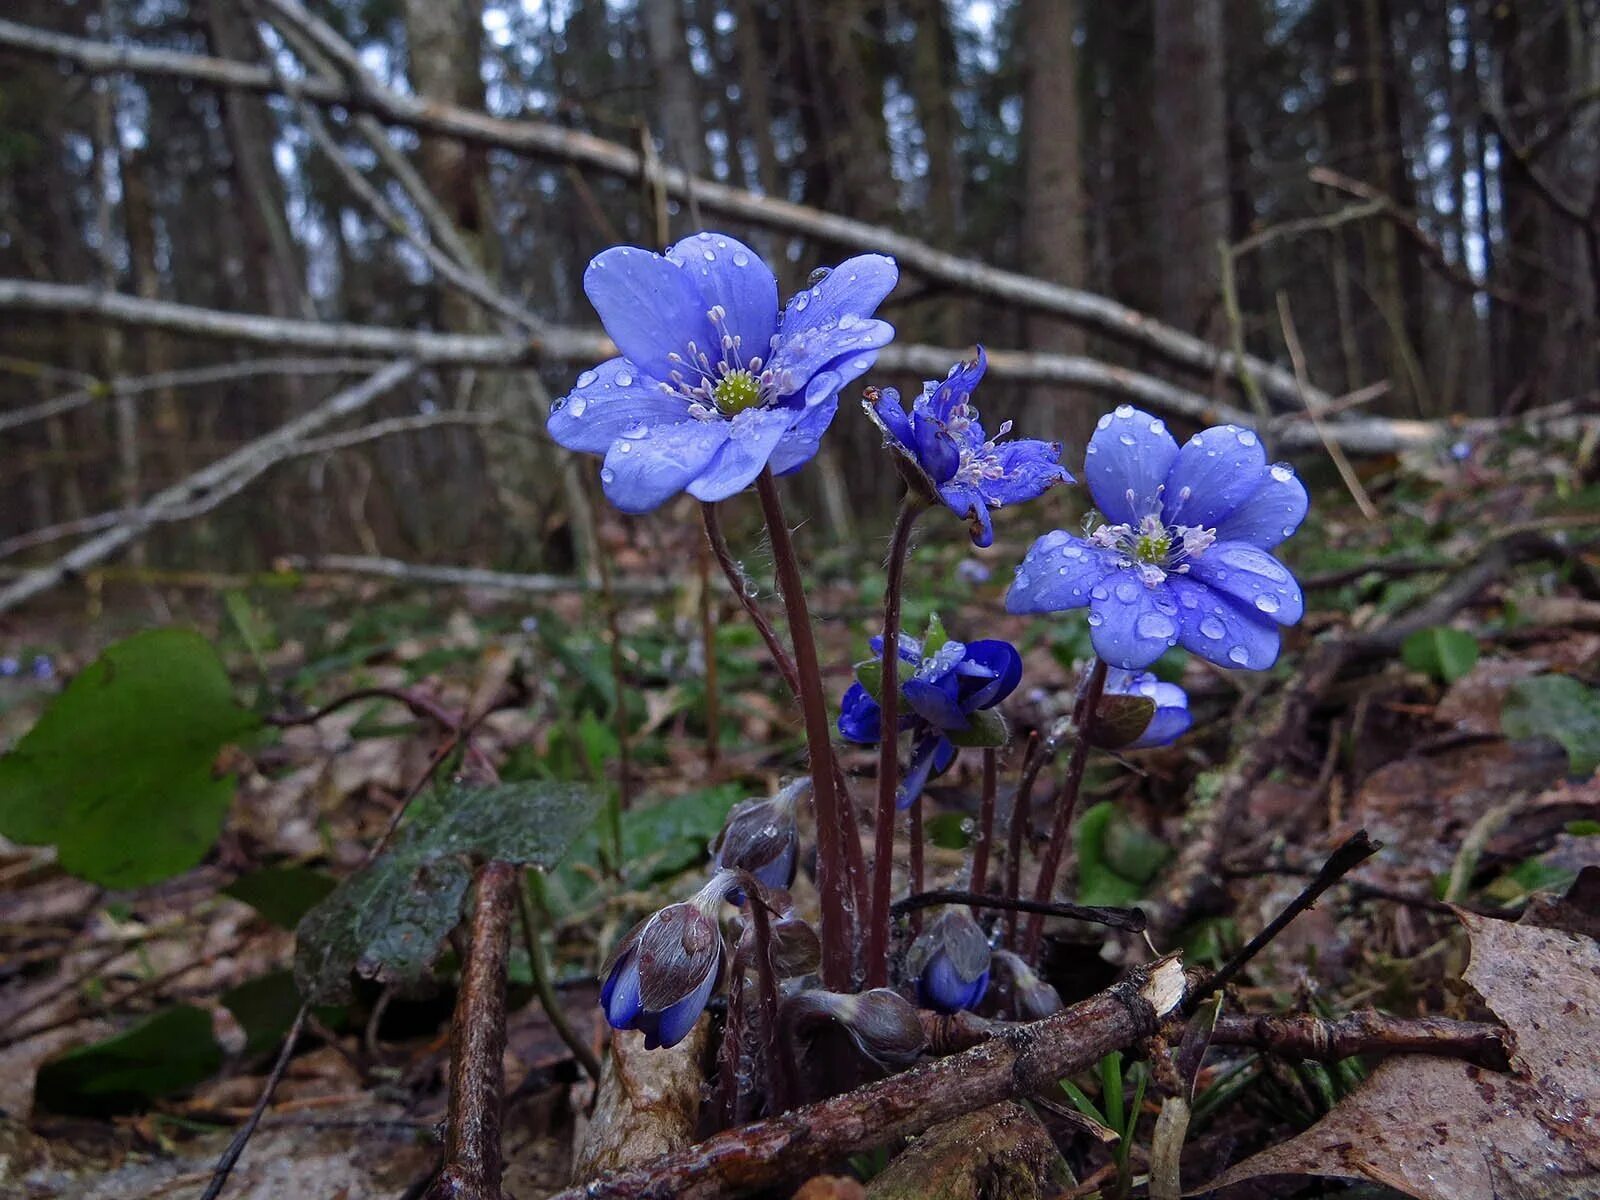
[891, 889, 1146, 933]
[200, 1004, 309, 1200]
[1184, 830, 1380, 1015]
[516, 876, 602, 1084]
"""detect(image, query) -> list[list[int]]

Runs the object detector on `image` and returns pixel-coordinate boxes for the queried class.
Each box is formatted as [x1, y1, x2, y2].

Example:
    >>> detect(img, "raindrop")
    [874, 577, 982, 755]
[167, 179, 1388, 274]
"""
[839, 313, 859, 329]
[703, 249, 716, 261]
[1137, 612, 1176, 640]
[622, 422, 649, 439]
[1238, 430, 1258, 447]
[600, 467, 616, 484]
[1096, 414, 1112, 430]
[1114, 404, 1133, 418]
[1087, 612, 1104, 627]
[1200, 616, 1227, 639]
[1227, 645, 1251, 665]
[617, 441, 633, 454]
[568, 396, 588, 418]
[1114, 581, 1139, 603]
[1254, 593, 1280, 615]
[795, 293, 810, 311]
[576, 369, 598, 388]
[1119, 433, 1135, 447]
[1270, 464, 1293, 482]
[615, 371, 633, 387]
[732, 250, 750, 267]
[1090, 585, 1110, 601]
[1149, 419, 1166, 435]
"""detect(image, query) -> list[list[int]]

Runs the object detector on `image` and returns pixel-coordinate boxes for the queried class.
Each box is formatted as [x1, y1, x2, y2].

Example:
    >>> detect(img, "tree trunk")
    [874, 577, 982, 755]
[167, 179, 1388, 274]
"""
[1152, 0, 1229, 338]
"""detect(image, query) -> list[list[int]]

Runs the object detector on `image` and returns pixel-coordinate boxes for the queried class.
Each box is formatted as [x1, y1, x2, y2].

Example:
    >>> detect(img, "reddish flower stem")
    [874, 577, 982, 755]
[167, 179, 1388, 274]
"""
[1021, 658, 1109, 960]
[754, 470, 854, 990]
[867, 499, 920, 987]
[969, 748, 998, 907]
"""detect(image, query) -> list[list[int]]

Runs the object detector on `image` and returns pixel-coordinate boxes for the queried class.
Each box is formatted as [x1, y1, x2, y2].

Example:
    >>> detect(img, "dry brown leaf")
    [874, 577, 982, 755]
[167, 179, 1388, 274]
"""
[1200, 911, 1600, 1199]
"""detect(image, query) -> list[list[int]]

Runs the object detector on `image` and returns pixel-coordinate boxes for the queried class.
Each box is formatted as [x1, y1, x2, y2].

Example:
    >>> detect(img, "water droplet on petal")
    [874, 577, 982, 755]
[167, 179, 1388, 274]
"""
[1254, 593, 1280, 615]
[733, 250, 750, 267]
[622, 422, 649, 439]
[576, 370, 598, 388]
[1119, 433, 1135, 446]
[1228, 645, 1251, 665]
[615, 371, 633, 387]
[1114, 580, 1139, 603]
[600, 467, 616, 484]
[1238, 430, 1258, 447]
[1137, 612, 1176, 639]
[617, 441, 633, 454]
[1114, 404, 1133, 418]
[1270, 463, 1293, 482]
[1096, 415, 1112, 431]
[568, 396, 588, 417]
[1091, 585, 1110, 601]
[1200, 616, 1227, 639]
[1087, 612, 1104, 627]
[839, 313, 859, 329]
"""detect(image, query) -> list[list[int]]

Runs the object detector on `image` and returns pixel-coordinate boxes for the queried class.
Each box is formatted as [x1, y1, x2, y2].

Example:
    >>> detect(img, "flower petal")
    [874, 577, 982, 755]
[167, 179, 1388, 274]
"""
[1187, 541, 1304, 625]
[602, 954, 643, 1029]
[898, 733, 954, 808]
[926, 346, 988, 423]
[936, 481, 993, 547]
[838, 682, 882, 743]
[666, 232, 779, 364]
[1087, 575, 1181, 669]
[1212, 462, 1310, 548]
[1006, 532, 1119, 614]
[686, 406, 794, 502]
[584, 246, 717, 383]
[904, 674, 968, 731]
[777, 253, 899, 343]
[959, 639, 1022, 710]
[767, 368, 847, 475]
[1126, 699, 1191, 750]
[868, 386, 913, 448]
[1161, 424, 1268, 528]
[981, 439, 1072, 505]
[648, 959, 719, 1050]
[600, 419, 729, 514]
[1168, 576, 1281, 670]
[1084, 406, 1180, 525]
[768, 317, 894, 401]
[912, 407, 961, 483]
[548, 357, 692, 454]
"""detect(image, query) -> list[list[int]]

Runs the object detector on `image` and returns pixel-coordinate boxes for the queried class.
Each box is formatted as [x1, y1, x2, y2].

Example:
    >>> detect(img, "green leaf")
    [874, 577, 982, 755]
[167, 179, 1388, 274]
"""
[854, 658, 885, 701]
[925, 811, 972, 850]
[1503, 675, 1600, 776]
[1076, 801, 1171, 906]
[1401, 627, 1480, 684]
[221, 970, 306, 1058]
[946, 708, 1009, 748]
[34, 1006, 223, 1116]
[921, 612, 950, 659]
[0, 628, 260, 888]
[224, 866, 338, 930]
[294, 780, 603, 1003]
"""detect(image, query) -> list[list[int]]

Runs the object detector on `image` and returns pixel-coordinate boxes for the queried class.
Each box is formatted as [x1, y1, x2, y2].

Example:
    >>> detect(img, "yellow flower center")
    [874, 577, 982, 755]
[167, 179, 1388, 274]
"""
[712, 369, 762, 416]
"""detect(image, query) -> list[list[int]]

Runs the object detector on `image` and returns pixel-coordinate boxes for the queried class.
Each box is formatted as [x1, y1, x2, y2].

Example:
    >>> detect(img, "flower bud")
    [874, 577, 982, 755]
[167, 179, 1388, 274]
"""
[993, 949, 1063, 1021]
[783, 988, 927, 1067]
[1094, 668, 1191, 750]
[598, 872, 729, 1049]
[712, 778, 806, 900]
[905, 909, 992, 1014]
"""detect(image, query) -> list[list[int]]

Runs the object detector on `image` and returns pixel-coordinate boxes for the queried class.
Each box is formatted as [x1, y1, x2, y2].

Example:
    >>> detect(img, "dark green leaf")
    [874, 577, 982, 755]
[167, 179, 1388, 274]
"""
[295, 780, 603, 1003]
[854, 658, 884, 701]
[946, 708, 1009, 748]
[1503, 675, 1600, 776]
[1076, 801, 1170, 906]
[221, 970, 305, 1058]
[925, 811, 972, 850]
[224, 866, 338, 930]
[1401, 627, 1480, 684]
[34, 1006, 223, 1116]
[0, 628, 260, 888]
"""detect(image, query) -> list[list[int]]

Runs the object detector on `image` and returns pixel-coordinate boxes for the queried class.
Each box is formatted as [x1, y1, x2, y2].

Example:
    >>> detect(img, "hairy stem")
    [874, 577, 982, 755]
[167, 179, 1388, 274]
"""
[516, 874, 601, 1083]
[754, 469, 854, 989]
[1021, 659, 1109, 959]
[868, 498, 921, 986]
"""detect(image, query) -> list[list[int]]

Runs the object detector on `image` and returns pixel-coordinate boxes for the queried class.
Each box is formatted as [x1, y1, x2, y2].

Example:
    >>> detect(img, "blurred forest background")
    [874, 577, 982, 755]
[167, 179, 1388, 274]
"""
[0, 0, 1596, 587]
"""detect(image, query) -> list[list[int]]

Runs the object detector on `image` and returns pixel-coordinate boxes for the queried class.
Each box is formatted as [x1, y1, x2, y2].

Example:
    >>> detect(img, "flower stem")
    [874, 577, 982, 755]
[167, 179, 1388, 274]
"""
[1021, 658, 1109, 960]
[701, 499, 869, 948]
[516, 873, 601, 1084]
[970, 748, 999, 909]
[741, 884, 797, 1112]
[754, 469, 855, 990]
[867, 497, 921, 987]
[1003, 729, 1045, 947]
[908, 795, 926, 937]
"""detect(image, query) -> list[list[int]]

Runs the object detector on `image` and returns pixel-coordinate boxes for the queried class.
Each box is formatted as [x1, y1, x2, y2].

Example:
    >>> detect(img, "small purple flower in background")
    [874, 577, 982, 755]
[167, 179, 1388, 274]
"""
[31, 655, 54, 681]
[0, 657, 19, 678]
[955, 558, 992, 585]
[866, 347, 1071, 547]
[1008, 405, 1307, 671]
[838, 620, 1022, 807]
[549, 232, 898, 513]
[1097, 668, 1191, 750]
[906, 909, 991, 1014]
[599, 873, 728, 1049]
[712, 777, 806, 900]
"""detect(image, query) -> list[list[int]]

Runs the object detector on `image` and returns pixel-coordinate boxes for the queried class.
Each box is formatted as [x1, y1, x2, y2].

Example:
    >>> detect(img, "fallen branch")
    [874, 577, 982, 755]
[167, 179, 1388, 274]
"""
[0, 12, 1327, 411]
[0, 279, 1524, 455]
[0, 360, 419, 614]
[1209, 1011, 1510, 1070]
[917, 1007, 1510, 1072]
[276, 553, 677, 598]
[548, 956, 1186, 1200]
[425, 860, 518, 1200]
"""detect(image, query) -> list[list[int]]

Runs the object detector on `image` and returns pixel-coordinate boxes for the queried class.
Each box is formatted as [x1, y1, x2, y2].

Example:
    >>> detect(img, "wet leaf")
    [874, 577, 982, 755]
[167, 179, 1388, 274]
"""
[294, 780, 602, 1003]
[926, 811, 972, 850]
[0, 628, 260, 888]
[946, 708, 1008, 748]
[34, 1006, 223, 1116]
[1503, 675, 1600, 776]
[1201, 911, 1600, 1199]
[1401, 626, 1480, 684]
[224, 866, 338, 930]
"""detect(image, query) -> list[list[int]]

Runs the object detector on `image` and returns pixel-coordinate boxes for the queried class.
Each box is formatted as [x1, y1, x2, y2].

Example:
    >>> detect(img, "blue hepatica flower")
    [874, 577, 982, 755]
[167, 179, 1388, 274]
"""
[908, 909, 991, 1014]
[866, 347, 1071, 547]
[1102, 667, 1191, 750]
[1008, 405, 1307, 671]
[837, 624, 1022, 808]
[599, 873, 728, 1049]
[549, 232, 898, 513]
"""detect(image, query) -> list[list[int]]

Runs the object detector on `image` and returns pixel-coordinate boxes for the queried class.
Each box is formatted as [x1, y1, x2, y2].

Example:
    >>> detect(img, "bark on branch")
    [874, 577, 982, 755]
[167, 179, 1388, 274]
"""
[548, 956, 1186, 1200]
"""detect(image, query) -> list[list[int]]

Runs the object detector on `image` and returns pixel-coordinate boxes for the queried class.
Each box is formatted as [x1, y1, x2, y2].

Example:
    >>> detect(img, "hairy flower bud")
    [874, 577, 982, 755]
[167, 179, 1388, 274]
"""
[712, 778, 806, 900]
[993, 949, 1063, 1021]
[783, 988, 927, 1067]
[905, 909, 992, 1014]
[598, 872, 730, 1049]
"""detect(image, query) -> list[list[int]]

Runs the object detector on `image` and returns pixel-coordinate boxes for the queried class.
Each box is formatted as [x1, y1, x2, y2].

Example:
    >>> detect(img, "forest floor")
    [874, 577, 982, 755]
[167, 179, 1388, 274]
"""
[1, 433, 1597, 1199]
